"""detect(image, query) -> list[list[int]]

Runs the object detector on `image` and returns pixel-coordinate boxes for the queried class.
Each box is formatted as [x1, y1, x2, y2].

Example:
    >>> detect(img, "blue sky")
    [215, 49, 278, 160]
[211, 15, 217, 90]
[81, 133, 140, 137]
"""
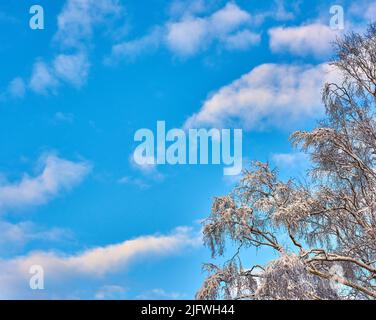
[0, 0, 374, 299]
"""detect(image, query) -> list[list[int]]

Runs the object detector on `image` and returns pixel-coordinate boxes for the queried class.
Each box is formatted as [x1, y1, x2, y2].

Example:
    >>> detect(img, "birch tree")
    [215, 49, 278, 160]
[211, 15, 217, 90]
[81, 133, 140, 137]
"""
[197, 24, 376, 300]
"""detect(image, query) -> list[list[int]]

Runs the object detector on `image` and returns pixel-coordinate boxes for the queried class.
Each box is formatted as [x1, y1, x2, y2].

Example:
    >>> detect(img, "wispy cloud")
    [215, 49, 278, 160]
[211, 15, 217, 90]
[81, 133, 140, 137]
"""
[95, 285, 126, 300]
[0, 221, 72, 255]
[107, 2, 262, 63]
[118, 176, 151, 190]
[0, 153, 91, 213]
[29, 61, 60, 95]
[3, 0, 123, 99]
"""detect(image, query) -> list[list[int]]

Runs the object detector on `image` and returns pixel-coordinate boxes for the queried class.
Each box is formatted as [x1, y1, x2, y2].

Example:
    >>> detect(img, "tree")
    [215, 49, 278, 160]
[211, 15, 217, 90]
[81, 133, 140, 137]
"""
[197, 24, 376, 300]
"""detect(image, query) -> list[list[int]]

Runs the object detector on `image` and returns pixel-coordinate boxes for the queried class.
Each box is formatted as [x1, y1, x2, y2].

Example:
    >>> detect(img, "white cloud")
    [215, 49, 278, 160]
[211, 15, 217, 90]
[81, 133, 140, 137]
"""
[184, 63, 341, 130]
[166, 17, 209, 56]
[0, 153, 91, 213]
[0, 226, 200, 299]
[166, 2, 254, 56]
[208, 2, 251, 34]
[268, 23, 339, 58]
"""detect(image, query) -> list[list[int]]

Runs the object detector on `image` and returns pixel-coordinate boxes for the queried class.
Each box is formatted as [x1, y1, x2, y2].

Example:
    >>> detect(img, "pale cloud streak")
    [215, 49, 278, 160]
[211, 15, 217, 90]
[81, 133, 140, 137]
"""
[0, 226, 201, 299]
[0, 153, 91, 213]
